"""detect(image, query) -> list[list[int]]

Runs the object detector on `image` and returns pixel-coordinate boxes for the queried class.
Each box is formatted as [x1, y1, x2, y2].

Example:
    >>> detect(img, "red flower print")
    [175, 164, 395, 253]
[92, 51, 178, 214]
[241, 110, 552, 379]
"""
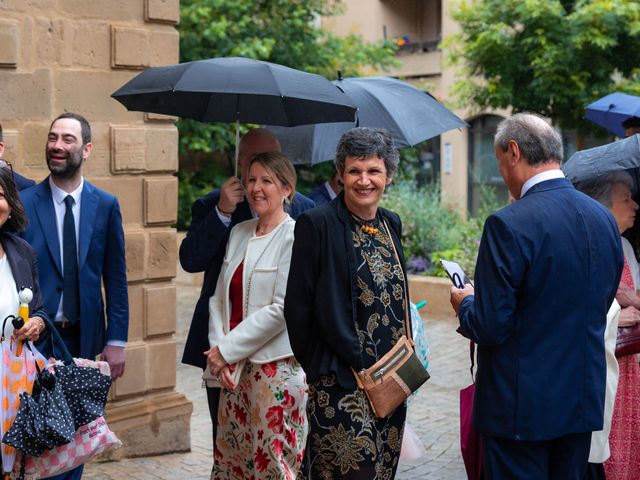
[245, 432, 251, 443]
[261, 362, 277, 377]
[292, 408, 302, 424]
[254, 447, 269, 472]
[214, 446, 223, 460]
[285, 427, 297, 449]
[233, 404, 248, 425]
[271, 438, 283, 456]
[257, 429, 264, 440]
[266, 405, 284, 434]
[283, 389, 295, 408]
[254, 371, 261, 382]
[232, 466, 244, 477]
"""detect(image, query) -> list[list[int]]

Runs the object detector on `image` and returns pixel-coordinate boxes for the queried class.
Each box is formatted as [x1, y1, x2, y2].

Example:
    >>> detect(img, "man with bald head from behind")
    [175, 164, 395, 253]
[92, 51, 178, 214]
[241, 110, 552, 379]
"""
[179, 128, 314, 445]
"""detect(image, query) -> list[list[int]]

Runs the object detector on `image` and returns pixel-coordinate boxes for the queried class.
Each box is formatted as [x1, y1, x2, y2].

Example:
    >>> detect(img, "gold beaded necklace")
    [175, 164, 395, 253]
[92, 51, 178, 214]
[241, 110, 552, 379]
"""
[351, 214, 380, 235]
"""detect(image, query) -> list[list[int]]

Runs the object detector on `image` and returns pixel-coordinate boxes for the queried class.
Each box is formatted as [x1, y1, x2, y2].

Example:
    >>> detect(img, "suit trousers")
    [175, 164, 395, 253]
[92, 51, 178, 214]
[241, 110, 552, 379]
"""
[482, 432, 592, 480]
[206, 385, 220, 444]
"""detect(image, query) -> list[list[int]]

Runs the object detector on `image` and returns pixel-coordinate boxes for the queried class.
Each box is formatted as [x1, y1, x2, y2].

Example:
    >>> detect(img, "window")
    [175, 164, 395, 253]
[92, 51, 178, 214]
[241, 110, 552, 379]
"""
[467, 115, 509, 215]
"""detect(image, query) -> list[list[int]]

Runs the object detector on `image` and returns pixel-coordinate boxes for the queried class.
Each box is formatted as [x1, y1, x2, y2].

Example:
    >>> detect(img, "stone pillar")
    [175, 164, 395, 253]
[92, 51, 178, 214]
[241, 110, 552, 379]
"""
[0, 0, 192, 457]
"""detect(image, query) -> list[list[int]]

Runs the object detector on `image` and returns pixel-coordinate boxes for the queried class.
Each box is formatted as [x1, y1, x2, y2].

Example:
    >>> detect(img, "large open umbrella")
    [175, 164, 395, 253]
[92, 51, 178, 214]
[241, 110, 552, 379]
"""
[266, 76, 467, 164]
[111, 57, 357, 171]
[585, 92, 640, 138]
[562, 134, 640, 185]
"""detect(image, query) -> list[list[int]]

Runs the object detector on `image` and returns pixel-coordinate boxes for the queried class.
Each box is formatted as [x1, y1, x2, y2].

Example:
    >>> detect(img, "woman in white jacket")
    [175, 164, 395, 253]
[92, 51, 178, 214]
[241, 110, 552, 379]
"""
[205, 152, 307, 480]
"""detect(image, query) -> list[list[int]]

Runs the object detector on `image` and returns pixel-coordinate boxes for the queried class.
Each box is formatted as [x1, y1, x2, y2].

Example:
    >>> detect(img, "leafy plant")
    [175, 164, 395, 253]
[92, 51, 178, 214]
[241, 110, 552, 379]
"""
[381, 180, 504, 278]
[445, 0, 640, 133]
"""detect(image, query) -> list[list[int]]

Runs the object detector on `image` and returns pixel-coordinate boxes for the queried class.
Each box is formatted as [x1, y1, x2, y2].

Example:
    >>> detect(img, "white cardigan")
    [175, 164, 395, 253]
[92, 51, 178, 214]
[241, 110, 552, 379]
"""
[208, 216, 295, 365]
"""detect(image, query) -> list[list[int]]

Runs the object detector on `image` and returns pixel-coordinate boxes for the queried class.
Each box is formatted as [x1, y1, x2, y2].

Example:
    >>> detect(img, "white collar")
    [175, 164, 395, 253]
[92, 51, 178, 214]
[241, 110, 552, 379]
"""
[520, 169, 564, 198]
[49, 176, 84, 205]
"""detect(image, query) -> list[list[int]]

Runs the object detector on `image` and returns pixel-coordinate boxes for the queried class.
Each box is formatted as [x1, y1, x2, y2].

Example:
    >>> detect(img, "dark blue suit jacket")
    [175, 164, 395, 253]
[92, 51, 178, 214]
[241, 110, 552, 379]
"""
[180, 190, 315, 369]
[20, 179, 129, 359]
[13, 172, 35, 192]
[458, 178, 623, 441]
[308, 183, 333, 206]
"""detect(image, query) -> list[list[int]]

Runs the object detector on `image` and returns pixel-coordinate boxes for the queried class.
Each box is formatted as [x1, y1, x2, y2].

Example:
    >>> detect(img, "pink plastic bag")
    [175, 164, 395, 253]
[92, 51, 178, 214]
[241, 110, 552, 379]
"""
[12, 416, 121, 479]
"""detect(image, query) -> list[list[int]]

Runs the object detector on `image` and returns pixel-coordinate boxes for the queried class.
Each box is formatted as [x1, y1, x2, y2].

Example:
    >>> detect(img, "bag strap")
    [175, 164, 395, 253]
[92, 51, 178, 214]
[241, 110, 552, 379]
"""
[382, 220, 412, 342]
[469, 341, 476, 383]
[38, 317, 74, 365]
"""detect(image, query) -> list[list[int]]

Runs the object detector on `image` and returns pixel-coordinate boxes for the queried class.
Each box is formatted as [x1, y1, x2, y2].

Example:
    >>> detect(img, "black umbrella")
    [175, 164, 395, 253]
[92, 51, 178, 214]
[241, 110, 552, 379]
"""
[562, 134, 640, 185]
[111, 57, 357, 171]
[266, 75, 467, 164]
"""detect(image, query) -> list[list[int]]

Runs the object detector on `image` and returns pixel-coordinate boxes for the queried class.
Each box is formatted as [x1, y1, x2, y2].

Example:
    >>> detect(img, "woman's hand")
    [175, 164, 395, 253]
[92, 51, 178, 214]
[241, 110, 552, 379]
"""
[218, 364, 237, 390]
[619, 306, 640, 327]
[204, 346, 228, 376]
[13, 316, 45, 342]
[616, 283, 640, 309]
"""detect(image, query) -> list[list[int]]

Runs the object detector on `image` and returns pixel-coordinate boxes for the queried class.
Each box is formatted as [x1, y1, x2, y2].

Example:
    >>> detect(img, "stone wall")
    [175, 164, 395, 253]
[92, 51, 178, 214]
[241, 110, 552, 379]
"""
[0, 0, 191, 457]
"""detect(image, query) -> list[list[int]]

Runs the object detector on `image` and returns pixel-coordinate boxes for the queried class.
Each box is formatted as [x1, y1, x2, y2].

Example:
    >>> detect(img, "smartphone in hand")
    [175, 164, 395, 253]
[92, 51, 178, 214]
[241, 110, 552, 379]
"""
[440, 259, 473, 289]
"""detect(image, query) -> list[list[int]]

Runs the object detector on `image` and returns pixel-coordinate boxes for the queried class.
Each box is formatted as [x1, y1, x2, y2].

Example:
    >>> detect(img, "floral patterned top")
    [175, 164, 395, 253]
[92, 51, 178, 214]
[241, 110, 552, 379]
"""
[350, 214, 406, 369]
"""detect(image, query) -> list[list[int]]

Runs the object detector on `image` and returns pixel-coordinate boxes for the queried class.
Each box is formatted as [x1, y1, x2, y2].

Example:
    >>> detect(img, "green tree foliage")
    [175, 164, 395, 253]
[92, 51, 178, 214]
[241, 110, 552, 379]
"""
[446, 0, 640, 131]
[178, 0, 397, 157]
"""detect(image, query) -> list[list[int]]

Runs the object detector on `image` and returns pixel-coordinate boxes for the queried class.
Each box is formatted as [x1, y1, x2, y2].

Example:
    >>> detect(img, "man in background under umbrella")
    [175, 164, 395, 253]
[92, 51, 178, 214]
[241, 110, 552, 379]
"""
[623, 117, 640, 137]
[179, 128, 314, 445]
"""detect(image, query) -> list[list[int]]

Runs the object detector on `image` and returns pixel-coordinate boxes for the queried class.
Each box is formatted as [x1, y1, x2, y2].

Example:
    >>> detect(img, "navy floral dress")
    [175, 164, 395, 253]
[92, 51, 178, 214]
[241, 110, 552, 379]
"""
[299, 214, 407, 480]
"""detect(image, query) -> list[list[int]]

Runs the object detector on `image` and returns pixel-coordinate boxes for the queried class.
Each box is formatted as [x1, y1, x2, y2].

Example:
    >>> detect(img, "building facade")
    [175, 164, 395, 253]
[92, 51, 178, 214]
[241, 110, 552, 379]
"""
[0, 0, 190, 457]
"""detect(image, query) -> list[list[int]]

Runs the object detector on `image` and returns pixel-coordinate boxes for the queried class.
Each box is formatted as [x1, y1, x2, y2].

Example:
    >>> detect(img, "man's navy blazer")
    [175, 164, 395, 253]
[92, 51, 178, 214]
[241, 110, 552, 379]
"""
[458, 178, 623, 441]
[180, 190, 315, 369]
[20, 179, 129, 359]
[308, 183, 332, 206]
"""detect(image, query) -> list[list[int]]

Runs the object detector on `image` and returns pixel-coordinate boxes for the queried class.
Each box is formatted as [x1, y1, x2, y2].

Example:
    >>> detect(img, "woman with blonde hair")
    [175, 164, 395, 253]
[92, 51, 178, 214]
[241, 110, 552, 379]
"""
[205, 151, 307, 479]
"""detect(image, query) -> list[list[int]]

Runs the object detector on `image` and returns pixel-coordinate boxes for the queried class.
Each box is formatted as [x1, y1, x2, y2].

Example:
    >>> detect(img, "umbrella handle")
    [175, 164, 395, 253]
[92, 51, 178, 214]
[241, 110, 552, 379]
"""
[234, 120, 240, 178]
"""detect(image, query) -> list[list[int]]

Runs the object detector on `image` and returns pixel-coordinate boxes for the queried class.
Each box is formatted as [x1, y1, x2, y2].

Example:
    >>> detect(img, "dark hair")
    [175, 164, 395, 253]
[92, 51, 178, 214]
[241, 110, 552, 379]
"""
[622, 117, 640, 129]
[249, 151, 297, 201]
[51, 112, 92, 145]
[335, 127, 399, 176]
[494, 113, 563, 165]
[0, 122, 3, 143]
[0, 168, 27, 232]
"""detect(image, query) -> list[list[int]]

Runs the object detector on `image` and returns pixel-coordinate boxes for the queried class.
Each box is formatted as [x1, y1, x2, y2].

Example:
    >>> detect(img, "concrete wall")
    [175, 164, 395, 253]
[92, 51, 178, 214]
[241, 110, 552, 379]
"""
[0, 0, 191, 457]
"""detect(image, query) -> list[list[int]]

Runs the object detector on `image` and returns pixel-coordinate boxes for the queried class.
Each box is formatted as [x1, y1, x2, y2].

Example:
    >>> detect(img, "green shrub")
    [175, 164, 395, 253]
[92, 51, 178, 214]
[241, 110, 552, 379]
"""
[381, 180, 503, 278]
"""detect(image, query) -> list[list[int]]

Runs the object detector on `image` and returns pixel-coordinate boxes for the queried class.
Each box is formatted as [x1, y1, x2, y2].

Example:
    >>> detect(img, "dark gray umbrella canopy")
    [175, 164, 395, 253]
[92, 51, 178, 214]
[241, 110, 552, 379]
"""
[562, 134, 640, 184]
[266, 76, 467, 164]
[111, 57, 357, 126]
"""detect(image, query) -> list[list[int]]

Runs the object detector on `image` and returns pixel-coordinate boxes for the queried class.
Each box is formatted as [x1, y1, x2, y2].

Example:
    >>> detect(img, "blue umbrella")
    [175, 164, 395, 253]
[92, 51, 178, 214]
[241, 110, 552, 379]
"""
[585, 92, 640, 138]
[266, 76, 467, 164]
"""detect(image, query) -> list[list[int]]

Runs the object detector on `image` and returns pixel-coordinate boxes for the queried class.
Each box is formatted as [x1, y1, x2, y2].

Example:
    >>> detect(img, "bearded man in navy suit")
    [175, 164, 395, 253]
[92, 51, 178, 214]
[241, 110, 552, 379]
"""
[21, 113, 129, 480]
[450, 113, 623, 479]
[179, 128, 314, 444]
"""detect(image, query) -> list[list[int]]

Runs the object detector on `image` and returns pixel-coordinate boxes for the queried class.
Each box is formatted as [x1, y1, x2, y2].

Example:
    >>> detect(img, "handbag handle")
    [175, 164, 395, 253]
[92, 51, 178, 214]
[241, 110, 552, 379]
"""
[37, 317, 74, 365]
[469, 341, 476, 383]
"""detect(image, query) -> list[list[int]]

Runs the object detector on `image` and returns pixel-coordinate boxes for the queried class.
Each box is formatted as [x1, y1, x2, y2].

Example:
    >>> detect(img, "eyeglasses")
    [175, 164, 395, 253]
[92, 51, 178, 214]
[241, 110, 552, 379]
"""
[0, 160, 14, 179]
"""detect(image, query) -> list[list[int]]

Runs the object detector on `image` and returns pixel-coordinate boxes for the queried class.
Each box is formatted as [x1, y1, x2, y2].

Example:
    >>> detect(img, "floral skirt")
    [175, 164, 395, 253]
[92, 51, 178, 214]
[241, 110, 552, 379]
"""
[212, 358, 308, 480]
[298, 374, 406, 480]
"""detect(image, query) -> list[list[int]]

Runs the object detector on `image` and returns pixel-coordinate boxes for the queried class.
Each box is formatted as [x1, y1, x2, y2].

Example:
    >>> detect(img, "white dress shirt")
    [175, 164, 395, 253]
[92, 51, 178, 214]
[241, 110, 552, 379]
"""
[520, 169, 565, 198]
[49, 176, 82, 324]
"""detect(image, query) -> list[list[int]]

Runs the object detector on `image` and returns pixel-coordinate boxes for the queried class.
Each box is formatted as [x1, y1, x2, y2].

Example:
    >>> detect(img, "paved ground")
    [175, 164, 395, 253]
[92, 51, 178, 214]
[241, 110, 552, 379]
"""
[84, 284, 470, 479]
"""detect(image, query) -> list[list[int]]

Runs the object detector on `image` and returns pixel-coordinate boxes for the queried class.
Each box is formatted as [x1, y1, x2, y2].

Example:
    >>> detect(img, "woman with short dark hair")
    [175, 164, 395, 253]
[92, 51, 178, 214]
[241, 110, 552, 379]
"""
[285, 127, 409, 479]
